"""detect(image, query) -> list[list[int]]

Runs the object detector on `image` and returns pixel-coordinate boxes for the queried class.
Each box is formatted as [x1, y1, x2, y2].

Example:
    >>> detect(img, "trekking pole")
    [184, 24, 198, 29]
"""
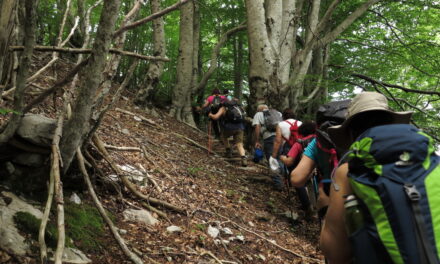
[207, 119, 212, 155]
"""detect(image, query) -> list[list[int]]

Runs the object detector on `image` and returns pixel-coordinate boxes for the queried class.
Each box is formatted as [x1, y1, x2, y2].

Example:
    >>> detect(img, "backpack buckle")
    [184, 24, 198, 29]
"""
[404, 184, 421, 201]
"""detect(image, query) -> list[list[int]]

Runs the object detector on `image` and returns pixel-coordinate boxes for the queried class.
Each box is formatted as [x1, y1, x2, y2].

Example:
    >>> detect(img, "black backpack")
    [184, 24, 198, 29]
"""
[223, 100, 245, 123]
[314, 99, 350, 194]
[210, 95, 223, 114]
[263, 109, 282, 132]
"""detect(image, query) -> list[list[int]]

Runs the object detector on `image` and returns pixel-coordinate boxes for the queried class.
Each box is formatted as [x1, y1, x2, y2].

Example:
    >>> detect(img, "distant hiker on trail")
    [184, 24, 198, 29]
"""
[319, 92, 435, 264]
[208, 98, 247, 167]
[279, 120, 316, 168]
[252, 104, 283, 188]
[268, 108, 302, 191]
[252, 104, 282, 160]
[290, 99, 350, 219]
[202, 89, 226, 139]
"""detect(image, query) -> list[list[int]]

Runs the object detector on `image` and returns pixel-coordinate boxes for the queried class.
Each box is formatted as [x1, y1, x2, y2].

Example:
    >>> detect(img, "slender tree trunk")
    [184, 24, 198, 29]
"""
[60, 0, 121, 173]
[0, 0, 36, 144]
[0, 0, 16, 81]
[134, 0, 166, 110]
[169, 1, 195, 126]
[233, 34, 244, 101]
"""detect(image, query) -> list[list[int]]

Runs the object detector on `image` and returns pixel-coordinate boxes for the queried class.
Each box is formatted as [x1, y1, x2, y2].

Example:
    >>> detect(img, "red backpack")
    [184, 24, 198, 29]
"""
[283, 120, 300, 147]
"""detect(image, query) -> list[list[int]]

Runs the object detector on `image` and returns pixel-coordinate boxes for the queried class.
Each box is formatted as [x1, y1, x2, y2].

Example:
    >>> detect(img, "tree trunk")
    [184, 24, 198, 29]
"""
[134, 0, 166, 110]
[169, 1, 195, 126]
[245, 0, 275, 110]
[0, 0, 17, 88]
[60, 0, 121, 173]
[233, 34, 244, 101]
[0, 0, 36, 144]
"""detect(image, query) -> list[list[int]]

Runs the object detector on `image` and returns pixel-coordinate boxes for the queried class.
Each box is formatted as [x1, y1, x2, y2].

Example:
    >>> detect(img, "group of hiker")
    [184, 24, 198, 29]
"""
[200, 89, 440, 264]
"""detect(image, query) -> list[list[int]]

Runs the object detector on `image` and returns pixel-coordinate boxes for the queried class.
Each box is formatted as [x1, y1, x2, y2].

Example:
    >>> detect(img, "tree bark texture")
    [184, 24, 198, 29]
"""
[0, 0, 16, 86]
[169, 1, 196, 126]
[135, 0, 166, 108]
[60, 0, 121, 173]
[0, 0, 36, 144]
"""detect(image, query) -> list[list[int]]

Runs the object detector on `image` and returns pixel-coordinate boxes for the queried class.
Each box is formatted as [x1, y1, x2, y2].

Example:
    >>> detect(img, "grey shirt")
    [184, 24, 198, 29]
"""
[252, 111, 278, 140]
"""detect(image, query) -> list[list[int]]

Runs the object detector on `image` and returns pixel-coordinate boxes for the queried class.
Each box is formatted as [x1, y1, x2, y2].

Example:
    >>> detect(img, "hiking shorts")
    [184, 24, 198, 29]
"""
[221, 130, 244, 146]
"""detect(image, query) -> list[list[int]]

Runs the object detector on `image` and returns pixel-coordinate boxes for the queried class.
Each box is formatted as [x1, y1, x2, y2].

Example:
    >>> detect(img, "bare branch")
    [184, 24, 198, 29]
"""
[352, 73, 440, 96]
[10, 45, 170, 61]
[113, 0, 191, 37]
[77, 148, 144, 264]
[194, 23, 246, 94]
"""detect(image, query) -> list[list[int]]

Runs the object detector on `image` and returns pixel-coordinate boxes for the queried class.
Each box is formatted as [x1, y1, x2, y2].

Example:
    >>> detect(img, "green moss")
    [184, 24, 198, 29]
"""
[13, 201, 111, 252]
[64, 202, 107, 252]
[13, 211, 59, 248]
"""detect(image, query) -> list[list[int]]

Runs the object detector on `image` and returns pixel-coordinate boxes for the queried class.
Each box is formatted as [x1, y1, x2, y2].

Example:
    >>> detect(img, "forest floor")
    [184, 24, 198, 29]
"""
[0, 54, 323, 263]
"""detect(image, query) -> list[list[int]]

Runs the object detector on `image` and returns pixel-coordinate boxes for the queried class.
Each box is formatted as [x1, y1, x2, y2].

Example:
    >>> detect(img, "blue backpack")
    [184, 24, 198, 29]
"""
[347, 124, 440, 264]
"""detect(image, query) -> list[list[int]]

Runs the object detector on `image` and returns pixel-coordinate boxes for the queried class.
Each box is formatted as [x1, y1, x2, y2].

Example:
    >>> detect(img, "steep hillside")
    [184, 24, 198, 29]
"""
[0, 54, 323, 263]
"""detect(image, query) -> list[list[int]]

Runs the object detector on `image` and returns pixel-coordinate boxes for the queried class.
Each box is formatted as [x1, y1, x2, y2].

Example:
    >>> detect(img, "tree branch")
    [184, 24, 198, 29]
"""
[113, 0, 191, 37]
[194, 23, 246, 94]
[10, 45, 170, 61]
[352, 73, 440, 96]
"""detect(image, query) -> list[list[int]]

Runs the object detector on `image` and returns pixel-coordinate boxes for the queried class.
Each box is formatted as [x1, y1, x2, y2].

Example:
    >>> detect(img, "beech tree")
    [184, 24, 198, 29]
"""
[245, 0, 381, 111]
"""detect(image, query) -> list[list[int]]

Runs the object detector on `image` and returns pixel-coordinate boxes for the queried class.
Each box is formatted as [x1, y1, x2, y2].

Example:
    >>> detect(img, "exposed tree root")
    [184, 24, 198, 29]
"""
[77, 148, 144, 264]
[93, 135, 186, 214]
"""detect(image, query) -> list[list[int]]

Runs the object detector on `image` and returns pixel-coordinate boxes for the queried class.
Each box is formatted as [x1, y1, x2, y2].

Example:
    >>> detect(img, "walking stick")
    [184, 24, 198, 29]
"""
[207, 119, 213, 155]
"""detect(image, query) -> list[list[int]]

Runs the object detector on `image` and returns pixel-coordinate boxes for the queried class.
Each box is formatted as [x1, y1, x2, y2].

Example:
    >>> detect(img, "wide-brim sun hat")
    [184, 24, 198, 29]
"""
[328, 92, 413, 150]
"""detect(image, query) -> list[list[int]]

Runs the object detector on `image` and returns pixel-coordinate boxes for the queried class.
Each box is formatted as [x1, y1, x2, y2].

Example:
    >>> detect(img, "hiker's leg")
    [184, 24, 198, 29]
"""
[221, 130, 231, 153]
[213, 119, 221, 138]
[295, 187, 311, 211]
[263, 135, 275, 161]
[233, 131, 245, 156]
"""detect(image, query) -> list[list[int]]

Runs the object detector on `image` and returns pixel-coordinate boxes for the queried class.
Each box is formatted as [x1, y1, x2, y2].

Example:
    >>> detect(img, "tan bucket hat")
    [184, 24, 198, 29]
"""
[328, 92, 413, 150]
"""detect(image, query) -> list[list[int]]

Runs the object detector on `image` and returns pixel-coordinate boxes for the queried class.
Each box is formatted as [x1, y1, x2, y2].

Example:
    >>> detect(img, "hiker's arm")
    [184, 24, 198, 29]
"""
[254, 124, 261, 148]
[208, 107, 225, 120]
[280, 155, 294, 167]
[320, 163, 352, 263]
[271, 125, 282, 158]
[202, 99, 209, 109]
[290, 155, 315, 187]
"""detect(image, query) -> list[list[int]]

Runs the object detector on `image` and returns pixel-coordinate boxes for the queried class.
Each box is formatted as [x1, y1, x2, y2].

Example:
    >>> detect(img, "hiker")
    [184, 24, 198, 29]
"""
[208, 98, 247, 167]
[252, 104, 282, 160]
[279, 120, 316, 167]
[252, 104, 283, 188]
[268, 108, 302, 190]
[202, 89, 226, 138]
[290, 99, 350, 219]
[319, 92, 436, 264]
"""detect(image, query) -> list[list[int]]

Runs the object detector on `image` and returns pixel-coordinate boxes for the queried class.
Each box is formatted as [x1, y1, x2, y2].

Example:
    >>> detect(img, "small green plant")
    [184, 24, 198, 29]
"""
[0, 108, 20, 115]
[226, 189, 236, 197]
[187, 167, 202, 176]
[194, 223, 206, 231]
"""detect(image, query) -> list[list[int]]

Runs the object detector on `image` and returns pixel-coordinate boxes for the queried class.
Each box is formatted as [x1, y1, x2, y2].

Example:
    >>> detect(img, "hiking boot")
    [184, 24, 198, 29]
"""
[225, 148, 233, 158]
[241, 156, 248, 167]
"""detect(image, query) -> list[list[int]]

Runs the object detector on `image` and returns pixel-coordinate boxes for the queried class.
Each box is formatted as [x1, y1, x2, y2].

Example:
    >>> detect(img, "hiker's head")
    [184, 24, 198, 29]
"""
[328, 92, 412, 150]
[299, 121, 317, 137]
[223, 89, 229, 95]
[257, 104, 268, 112]
[212, 88, 221, 95]
[282, 108, 295, 120]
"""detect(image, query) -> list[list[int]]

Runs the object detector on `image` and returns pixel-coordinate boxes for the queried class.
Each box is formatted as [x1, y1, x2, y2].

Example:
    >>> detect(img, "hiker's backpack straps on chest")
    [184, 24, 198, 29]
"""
[347, 124, 440, 264]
